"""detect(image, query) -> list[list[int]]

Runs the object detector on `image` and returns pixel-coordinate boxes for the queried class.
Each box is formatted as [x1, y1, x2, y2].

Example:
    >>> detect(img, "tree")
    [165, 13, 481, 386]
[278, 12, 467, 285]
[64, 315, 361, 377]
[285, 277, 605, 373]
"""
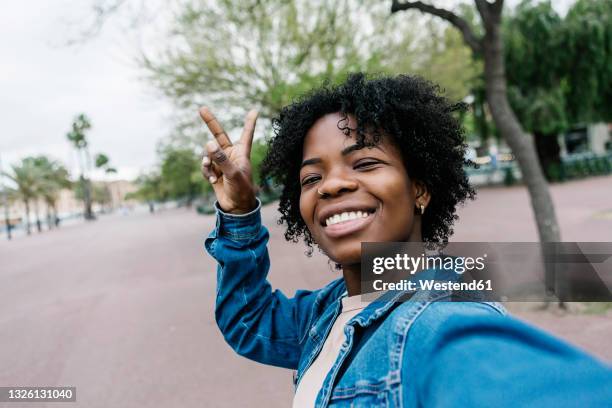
[504, 0, 612, 181]
[3, 158, 42, 235]
[503, 1, 567, 180]
[411, 20, 483, 102]
[94, 153, 117, 174]
[391, 0, 561, 243]
[140, 0, 421, 134]
[93, 153, 117, 210]
[33, 156, 72, 228]
[562, 0, 612, 125]
[250, 138, 269, 190]
[129, 172, 165, 212]
[66, 113, 95, 220]
[159, 147, 203, 206]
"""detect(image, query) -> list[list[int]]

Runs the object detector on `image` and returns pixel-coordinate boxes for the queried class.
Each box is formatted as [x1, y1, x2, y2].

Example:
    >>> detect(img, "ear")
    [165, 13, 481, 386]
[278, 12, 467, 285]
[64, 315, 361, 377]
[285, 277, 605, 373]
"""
[413, 180, 431, 211]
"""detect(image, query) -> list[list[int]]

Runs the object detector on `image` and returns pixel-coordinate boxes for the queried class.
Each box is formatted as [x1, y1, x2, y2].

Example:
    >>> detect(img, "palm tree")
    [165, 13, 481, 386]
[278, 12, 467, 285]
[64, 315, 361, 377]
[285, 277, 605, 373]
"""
[67, 114, 95, 220]
[94, 153, 117, 174]
[2, 158, 42, 235]
[94, 153, 117, 212]
[33, 156, 71, 229]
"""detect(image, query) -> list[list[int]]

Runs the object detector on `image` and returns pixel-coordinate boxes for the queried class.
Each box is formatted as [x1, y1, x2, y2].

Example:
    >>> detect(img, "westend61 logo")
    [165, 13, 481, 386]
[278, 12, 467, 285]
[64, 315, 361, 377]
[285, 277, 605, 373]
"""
[370, 253, 492, 293]
[372, 253, 487, 275]
[360, 242, 612, 302]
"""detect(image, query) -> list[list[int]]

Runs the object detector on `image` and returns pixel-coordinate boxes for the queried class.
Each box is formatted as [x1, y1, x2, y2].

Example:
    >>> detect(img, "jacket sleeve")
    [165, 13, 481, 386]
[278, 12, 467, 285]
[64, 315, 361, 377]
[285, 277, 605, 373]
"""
[204, 198, 318, 369]
[401, 302, 612, 407]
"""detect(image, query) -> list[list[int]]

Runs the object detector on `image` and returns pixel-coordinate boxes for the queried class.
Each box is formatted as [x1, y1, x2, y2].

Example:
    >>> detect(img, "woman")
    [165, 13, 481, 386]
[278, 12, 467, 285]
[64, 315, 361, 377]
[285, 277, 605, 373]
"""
[201, 73, 611, 407]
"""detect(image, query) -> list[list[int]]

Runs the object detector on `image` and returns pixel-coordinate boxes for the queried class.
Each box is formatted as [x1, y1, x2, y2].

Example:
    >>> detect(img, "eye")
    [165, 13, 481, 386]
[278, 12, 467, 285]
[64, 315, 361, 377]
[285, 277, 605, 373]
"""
[354, 160, 380, 170]
[301, 176, 320, 186]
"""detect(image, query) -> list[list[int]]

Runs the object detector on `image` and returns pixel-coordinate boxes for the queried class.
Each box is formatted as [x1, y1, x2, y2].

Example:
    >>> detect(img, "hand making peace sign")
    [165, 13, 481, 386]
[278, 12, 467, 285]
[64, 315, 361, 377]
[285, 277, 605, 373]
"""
[199, 107, 259, 215]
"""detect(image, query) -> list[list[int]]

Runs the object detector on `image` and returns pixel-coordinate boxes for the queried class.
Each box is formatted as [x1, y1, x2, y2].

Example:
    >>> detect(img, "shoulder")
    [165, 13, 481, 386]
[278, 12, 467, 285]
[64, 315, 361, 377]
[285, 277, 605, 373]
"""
[386, 295, 506, 334]
[413, 300, 506, 326]
[388, 298, 508, 365]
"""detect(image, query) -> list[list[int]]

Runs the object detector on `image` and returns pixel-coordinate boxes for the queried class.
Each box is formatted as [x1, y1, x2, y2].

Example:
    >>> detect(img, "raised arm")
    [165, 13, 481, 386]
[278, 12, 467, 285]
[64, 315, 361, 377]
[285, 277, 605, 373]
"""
[200, 107, 319, 369]
[402, 302, 612, 407]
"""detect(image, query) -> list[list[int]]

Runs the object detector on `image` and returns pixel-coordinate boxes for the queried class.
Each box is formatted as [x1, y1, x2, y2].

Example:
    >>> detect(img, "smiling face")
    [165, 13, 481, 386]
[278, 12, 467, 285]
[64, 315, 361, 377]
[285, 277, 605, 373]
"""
[299, 112, 430, 267]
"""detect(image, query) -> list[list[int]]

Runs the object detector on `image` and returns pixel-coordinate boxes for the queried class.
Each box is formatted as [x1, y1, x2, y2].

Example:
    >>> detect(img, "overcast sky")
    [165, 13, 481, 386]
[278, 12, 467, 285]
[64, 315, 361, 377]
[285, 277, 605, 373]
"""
[0, 0, 173, 182]
[1, 0, 575, 183]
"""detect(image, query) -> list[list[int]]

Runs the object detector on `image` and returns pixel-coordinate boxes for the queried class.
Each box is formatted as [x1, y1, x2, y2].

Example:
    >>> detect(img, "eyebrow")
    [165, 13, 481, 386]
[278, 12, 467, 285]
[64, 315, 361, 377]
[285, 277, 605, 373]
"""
[301, 143, 369, 168]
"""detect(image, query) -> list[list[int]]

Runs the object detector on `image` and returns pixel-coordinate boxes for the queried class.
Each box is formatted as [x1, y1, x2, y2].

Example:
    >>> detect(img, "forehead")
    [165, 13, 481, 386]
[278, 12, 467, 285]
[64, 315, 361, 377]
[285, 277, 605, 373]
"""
[302, 112, 399, 158]
[303, 112, 355, 153]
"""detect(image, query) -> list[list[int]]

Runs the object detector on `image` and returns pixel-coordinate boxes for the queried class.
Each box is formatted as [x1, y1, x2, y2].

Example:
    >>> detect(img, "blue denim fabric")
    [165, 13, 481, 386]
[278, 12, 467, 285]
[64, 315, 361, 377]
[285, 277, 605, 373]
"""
[204, 199, 612, 407]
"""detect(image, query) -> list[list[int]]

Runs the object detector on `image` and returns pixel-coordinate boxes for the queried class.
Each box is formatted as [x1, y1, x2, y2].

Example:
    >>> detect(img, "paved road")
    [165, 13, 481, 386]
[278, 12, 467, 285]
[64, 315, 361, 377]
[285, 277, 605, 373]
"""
[1, 175, 611, 408]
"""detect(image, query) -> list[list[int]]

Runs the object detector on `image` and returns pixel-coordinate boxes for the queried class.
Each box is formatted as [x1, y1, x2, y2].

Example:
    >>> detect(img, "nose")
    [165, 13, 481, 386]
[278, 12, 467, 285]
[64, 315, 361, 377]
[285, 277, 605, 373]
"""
[318, 169, 358, 197]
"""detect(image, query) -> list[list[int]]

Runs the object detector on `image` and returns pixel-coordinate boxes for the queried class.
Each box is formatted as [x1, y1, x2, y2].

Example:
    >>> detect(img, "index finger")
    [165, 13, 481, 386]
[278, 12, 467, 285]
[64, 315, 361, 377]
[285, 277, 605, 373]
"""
[199, 107, 232, 149]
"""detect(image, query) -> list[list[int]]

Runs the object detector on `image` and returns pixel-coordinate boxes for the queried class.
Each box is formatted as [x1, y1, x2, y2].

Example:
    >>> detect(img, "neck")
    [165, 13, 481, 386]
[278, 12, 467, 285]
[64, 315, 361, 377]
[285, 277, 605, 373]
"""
[342, 263, 361, 296]
[341, 227, 425, 297]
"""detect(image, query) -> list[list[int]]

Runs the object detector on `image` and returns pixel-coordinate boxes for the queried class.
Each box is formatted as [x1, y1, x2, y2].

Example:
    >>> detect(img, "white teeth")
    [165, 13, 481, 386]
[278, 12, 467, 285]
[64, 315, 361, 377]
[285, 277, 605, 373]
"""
[325, 210, 371, 226]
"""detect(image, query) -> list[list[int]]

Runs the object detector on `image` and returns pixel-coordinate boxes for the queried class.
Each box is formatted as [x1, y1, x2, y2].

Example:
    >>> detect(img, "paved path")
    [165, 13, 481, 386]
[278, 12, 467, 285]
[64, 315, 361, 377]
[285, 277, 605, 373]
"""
[1, 175, 611, 407]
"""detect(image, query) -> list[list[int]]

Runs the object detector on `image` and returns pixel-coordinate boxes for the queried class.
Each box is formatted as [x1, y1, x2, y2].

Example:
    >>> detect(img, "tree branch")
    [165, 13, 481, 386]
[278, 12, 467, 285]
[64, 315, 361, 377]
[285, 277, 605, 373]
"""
[474, 0, 503, 27]
[391, 0, 482, 54]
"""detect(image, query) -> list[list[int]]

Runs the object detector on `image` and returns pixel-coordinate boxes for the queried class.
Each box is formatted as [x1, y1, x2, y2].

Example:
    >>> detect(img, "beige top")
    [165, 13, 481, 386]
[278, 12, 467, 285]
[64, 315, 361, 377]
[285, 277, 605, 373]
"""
[292, 294, 371, 408]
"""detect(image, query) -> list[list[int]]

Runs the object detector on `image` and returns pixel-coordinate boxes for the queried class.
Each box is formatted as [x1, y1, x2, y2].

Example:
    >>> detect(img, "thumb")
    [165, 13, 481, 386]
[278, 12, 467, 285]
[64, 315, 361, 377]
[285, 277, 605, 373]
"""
[206, 140, 238, 178]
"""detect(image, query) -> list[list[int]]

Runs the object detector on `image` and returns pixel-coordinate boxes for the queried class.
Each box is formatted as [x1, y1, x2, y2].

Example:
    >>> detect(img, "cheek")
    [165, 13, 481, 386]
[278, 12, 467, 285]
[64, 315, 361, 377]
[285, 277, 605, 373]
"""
[299, 194, 314, 229]
[377, 174, 415, 223]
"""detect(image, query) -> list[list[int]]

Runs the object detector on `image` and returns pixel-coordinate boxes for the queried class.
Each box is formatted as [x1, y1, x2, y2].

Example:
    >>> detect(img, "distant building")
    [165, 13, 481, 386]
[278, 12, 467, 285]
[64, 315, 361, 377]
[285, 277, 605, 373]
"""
[2, 179, 137, 228]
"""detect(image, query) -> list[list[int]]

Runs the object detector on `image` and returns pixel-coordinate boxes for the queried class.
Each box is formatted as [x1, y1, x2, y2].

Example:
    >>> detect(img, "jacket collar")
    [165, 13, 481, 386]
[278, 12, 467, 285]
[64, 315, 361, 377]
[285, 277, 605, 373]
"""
[344, 267, 465, 328]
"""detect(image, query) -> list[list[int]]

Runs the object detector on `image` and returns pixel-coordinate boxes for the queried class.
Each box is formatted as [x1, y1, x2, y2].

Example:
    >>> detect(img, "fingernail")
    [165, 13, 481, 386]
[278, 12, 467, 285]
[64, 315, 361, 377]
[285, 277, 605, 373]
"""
[202, 157, 210, 165]
[209, 176, 217, 183]
[207, 141, 218, 151]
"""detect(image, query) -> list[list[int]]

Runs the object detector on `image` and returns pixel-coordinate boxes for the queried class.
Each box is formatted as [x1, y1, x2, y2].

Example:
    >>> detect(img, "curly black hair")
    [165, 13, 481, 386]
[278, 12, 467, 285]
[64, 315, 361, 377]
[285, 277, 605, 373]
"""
[260, 72, 475, 255]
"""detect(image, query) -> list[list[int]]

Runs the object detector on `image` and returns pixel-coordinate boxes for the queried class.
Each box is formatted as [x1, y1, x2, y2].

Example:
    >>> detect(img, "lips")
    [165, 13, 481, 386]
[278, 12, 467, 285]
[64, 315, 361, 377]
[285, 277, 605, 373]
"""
[318, 204, 377, 227]
[322, 209, 376, 238]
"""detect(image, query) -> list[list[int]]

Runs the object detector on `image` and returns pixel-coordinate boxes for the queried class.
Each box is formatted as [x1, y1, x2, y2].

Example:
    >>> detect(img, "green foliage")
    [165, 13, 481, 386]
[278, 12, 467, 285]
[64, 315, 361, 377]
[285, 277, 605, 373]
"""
[66, 114, 92, 149]
[561, 153, 612, 180]
[31, 156, 72, 206]
[135, 0, 481, 199]
[94, 153, 117, 174]
[563, 0, 612, 123]
[3, 158, 42, 204]
[140, 0, 422, 129]
[504, 0, 612, 133]
[504, 0, 568, 135]
[250, 138, 269, 187]
[94, 153, 109, 168]
[129, 172, 164, 202]
[412, 23, 482, 102]
[159, 147, 203, 202]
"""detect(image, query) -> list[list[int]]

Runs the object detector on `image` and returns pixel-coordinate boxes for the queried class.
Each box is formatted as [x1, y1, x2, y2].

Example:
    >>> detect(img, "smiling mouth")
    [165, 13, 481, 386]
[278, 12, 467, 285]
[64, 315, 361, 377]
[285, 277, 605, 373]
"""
[322, 209, 376, 226]
[321, 208, 377, 238]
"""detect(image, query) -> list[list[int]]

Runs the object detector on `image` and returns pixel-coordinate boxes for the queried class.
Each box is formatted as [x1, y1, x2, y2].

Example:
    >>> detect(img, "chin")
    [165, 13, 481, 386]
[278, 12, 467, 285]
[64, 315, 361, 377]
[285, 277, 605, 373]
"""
[325, 243, 362, 266]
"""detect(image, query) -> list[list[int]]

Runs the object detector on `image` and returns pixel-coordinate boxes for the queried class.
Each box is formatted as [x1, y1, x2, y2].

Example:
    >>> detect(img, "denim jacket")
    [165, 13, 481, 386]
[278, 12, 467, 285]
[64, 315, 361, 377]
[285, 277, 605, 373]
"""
[204, 198, 612, 408]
